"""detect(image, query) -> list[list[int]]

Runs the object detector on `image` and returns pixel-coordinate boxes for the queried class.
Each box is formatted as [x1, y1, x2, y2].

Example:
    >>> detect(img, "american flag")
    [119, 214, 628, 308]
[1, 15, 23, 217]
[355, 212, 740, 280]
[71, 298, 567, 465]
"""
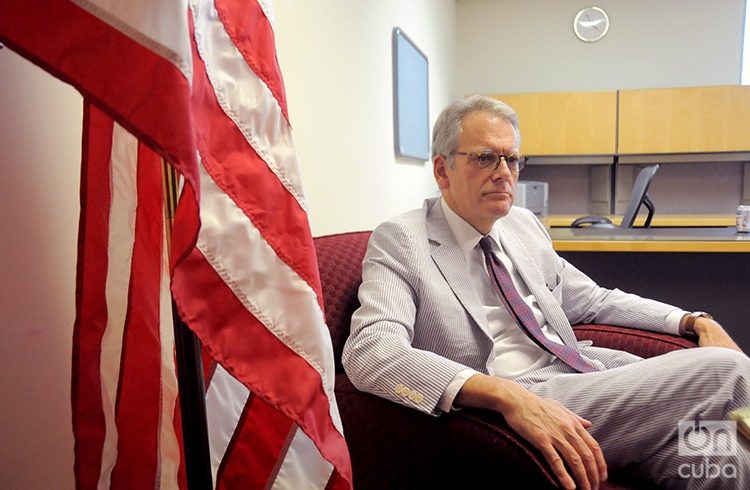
[0, 1, 352, 489]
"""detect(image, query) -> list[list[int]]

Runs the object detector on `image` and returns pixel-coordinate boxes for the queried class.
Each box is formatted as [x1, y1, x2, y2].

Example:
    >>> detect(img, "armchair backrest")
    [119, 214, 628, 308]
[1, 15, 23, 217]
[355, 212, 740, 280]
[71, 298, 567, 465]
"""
[313, 231, 372, 373]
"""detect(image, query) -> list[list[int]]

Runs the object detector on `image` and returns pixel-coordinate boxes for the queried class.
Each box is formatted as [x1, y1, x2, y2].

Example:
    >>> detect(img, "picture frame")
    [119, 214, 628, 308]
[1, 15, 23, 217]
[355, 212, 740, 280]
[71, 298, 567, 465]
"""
[392, 27, 430, 161]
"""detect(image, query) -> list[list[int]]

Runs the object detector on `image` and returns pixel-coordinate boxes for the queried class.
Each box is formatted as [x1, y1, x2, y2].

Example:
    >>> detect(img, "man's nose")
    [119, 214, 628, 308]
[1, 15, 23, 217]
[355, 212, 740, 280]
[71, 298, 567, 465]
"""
[490, 158, 513, 179]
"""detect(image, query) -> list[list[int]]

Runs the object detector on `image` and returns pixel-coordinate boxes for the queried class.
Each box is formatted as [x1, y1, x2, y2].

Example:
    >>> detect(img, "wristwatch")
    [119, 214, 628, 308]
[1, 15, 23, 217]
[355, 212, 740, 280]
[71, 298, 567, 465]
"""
[682, 311, 714, 335]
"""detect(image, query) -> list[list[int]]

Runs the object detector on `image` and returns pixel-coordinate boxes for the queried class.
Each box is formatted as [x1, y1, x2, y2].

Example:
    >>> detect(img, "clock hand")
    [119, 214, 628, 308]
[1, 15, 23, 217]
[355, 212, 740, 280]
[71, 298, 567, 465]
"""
[579, 18, 604, 28]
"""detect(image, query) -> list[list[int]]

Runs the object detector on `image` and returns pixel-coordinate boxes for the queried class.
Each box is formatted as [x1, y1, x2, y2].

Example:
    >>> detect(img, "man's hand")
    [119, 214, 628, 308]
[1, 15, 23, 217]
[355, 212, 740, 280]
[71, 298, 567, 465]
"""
[693, 318, 744, 353]
[455, 374, 607, 490]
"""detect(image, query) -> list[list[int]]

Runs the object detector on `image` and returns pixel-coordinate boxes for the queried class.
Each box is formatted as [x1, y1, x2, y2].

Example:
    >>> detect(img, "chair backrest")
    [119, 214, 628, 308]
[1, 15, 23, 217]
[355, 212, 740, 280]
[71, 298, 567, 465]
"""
[313, 231, 372, 373]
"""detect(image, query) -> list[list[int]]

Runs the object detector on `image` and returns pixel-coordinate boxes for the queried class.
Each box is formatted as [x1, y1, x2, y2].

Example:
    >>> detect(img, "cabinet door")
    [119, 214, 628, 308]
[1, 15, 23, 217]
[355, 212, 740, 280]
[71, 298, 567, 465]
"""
[618, 85, 750, 154]
[490, 91, 617, 156]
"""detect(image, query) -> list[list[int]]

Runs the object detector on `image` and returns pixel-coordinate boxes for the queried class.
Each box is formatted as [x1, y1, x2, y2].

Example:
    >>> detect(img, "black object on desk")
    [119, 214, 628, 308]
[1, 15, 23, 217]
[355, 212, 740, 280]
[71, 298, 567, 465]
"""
[571, 164, 660, 229]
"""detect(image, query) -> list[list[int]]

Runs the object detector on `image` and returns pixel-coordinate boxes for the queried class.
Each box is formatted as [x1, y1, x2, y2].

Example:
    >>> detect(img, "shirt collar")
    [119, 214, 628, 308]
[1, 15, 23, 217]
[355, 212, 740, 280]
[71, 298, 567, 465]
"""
[440, 197, 502, 258]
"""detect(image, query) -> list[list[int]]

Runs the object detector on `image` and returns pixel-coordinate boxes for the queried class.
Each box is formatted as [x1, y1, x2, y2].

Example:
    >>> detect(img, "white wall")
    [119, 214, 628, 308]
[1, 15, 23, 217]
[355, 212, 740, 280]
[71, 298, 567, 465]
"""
[0, 49, 80, 489]
[456, 0, 744, 94]
[0, 1, 456, 487]
[274, 0, 456, 235]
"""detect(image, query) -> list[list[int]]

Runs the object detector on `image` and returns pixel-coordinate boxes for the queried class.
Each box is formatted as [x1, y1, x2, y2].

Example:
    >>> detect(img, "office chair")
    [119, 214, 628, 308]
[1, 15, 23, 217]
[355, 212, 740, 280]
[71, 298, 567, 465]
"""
[571, 164, 660, 229]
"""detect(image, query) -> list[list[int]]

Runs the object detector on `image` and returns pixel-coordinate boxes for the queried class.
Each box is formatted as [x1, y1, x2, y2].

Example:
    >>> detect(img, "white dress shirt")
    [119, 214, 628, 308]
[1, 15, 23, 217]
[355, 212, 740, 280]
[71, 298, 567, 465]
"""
[436, 198, 685, 412]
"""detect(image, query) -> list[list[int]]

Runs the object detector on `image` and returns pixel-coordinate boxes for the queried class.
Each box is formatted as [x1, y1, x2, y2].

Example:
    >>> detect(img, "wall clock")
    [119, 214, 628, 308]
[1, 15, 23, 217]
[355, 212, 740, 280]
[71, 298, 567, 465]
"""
[574, 6, 609, 43]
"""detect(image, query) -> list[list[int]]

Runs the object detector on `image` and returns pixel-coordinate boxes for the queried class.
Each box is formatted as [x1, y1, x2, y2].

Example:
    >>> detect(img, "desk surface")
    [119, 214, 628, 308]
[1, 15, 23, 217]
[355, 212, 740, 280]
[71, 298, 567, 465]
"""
[550, 227, 750, 252]
[546, 214, 735, 228]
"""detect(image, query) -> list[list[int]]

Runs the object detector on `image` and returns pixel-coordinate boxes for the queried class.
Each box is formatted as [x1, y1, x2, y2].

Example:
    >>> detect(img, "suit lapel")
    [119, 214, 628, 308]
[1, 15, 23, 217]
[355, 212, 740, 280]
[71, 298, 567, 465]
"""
[495, 216, 582, 350]
[426, 200, 491, 337]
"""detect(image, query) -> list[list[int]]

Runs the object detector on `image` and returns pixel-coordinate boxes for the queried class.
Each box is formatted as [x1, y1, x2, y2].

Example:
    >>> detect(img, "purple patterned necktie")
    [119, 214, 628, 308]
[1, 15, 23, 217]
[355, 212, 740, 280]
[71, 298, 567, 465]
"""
[479, 236, 597, 373]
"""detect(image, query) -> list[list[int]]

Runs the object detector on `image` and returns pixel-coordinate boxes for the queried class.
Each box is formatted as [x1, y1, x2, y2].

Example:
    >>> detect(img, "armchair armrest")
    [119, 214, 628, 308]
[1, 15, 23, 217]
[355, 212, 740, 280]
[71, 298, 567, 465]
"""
[573, 324, 698, 358]
[335, 374, 557, 488]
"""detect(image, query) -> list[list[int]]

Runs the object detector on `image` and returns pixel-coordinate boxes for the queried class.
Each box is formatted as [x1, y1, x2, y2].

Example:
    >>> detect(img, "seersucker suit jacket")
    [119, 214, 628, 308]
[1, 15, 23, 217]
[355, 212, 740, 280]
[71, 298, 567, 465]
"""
[342, 197, 678, 415]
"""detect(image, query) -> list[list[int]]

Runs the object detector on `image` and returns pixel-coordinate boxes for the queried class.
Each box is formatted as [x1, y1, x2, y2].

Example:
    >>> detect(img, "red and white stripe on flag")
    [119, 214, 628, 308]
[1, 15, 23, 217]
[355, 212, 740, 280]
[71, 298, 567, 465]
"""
[1, 0, 353, 488]
[173, 0, 352, 488]
[0, 0, 201, 268]
[73, 103, 184, 489]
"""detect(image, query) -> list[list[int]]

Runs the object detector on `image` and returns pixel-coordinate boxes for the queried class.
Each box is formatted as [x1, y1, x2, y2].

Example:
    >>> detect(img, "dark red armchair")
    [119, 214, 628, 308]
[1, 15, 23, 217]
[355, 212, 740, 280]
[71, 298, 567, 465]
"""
[314, 231, 697, 489]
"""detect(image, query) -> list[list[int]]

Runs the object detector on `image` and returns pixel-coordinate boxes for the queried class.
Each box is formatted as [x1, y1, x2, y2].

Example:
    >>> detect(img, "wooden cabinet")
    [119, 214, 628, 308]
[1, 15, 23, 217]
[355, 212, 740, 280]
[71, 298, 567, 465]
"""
[618, 85, 750, 154]
[490, 91, 617, 156]
[490, 86, 750, 158]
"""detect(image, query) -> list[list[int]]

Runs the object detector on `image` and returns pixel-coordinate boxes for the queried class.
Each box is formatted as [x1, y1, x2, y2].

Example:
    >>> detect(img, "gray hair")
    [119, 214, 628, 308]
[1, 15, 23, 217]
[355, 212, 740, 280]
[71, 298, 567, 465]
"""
[431, 95, 521, 161]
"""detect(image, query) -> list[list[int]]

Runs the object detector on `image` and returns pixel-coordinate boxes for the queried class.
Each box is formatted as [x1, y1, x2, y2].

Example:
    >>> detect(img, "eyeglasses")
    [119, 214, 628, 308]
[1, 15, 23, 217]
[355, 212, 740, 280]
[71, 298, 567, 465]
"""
[450, 150, 528, 172]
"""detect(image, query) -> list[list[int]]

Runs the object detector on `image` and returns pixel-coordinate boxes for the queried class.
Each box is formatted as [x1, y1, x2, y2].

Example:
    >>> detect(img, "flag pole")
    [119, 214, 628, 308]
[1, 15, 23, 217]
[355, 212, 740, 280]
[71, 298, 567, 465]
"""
[172, 304, 214, 489]
[163, 161, 214, 489]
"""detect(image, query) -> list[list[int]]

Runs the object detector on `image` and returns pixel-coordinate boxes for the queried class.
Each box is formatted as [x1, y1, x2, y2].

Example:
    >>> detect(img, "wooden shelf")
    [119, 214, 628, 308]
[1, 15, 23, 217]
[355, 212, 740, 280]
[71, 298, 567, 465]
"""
[490, 91, 617, 156]
[544, 214, 736, 228]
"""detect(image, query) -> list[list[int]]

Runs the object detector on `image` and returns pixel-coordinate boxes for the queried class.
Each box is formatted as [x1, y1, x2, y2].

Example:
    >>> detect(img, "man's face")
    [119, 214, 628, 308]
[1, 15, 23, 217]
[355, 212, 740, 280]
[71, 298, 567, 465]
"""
[434, 111, 519, 234]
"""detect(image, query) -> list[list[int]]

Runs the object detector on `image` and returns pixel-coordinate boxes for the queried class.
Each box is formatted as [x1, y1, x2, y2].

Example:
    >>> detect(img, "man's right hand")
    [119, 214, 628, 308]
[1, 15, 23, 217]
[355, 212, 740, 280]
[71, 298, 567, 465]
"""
[693, 318, 744, 354]
[455, 373, 607, 490]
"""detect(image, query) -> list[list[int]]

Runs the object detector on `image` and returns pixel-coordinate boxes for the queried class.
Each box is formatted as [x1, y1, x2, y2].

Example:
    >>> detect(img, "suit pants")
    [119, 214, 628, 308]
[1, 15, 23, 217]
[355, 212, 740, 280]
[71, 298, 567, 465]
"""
[513, 346, 750, 489]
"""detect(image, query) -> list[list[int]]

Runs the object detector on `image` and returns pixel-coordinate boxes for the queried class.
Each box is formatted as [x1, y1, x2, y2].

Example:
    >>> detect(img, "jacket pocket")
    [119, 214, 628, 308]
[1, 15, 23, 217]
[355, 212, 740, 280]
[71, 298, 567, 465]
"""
[547, 275, 563, 303]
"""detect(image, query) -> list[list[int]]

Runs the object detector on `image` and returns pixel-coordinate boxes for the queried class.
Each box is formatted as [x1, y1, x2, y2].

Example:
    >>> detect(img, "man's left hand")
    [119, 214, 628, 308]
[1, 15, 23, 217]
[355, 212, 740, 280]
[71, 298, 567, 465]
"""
[694, 318, 744, 353]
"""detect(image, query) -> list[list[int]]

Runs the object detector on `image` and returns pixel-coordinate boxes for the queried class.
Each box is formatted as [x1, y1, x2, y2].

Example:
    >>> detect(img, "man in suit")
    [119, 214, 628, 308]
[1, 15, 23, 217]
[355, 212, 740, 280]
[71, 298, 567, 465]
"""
[342, 95, 749, 489]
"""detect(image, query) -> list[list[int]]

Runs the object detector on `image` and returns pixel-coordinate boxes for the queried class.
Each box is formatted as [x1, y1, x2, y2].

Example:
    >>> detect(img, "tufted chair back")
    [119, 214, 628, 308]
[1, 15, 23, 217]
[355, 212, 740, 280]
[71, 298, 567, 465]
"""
[313, 231, 372, 373]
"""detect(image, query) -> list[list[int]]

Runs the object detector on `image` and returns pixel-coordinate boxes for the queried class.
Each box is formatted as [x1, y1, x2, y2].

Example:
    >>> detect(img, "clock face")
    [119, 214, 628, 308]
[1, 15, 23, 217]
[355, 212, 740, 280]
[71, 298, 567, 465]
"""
[574, 7, 609, 42]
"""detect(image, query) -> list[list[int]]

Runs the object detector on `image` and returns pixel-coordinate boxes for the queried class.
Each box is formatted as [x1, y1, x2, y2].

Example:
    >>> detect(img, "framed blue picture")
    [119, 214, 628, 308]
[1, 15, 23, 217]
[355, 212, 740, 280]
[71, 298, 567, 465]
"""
[392, 28, 429, 161]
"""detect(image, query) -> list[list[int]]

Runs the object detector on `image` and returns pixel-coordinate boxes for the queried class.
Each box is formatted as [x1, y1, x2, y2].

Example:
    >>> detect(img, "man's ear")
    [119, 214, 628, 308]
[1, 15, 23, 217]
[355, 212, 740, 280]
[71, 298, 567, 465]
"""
[433, 155, 450, 190]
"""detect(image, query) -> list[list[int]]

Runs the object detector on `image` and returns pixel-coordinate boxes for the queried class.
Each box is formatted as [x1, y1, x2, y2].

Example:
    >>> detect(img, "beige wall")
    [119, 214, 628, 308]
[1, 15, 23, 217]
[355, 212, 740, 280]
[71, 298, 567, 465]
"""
[456, 0, 744, 94]
[274, 0, 456, 235]
[0, 49, 80, 489]
[456, 0, 748, 215]
[0, 1, 456, 486]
